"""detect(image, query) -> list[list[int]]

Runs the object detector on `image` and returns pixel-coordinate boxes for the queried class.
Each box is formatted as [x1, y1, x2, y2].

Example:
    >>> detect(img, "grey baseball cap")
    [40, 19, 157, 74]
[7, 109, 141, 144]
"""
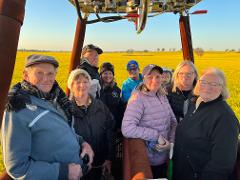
[25, 54, 59, 68]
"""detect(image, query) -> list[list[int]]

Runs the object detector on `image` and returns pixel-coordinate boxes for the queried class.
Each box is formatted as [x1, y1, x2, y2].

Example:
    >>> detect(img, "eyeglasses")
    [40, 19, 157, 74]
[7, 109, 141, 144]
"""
[178, 72, 194, 77]
[199, 80, 222, 87]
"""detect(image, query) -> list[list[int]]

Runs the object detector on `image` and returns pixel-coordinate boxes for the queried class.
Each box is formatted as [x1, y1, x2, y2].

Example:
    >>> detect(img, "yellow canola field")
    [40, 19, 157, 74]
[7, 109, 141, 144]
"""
[11, 51, 240, 118]
[1, 51, 239, 173]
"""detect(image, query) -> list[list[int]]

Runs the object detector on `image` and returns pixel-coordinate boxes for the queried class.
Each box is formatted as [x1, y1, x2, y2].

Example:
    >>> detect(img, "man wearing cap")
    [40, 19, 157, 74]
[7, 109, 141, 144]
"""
[2, 54, 94, 180]
[121, 60, 143, 103]
[79, 44, 103, 98]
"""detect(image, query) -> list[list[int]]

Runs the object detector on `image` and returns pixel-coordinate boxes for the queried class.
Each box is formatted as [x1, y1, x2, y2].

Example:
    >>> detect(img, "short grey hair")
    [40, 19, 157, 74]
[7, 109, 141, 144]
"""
[171, 60, 198, 92]
[193, 68, 229, 100]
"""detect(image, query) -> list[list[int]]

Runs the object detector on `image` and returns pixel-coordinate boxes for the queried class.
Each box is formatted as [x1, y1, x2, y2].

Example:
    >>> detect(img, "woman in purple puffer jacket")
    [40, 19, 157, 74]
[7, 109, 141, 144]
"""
[121, 64, 177, 179]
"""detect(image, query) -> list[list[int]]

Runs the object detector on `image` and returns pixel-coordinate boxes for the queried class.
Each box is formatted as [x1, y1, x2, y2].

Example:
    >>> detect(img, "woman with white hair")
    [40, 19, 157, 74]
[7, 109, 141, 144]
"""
[173, 68, 239, 180]
[168, 60, 198, 122]
[67, 69, 115, 180]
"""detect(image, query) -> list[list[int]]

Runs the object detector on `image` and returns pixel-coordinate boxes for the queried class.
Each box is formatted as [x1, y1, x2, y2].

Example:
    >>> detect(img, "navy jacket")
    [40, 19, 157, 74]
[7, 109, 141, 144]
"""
[73, 97, 115, 166]
[173, 96, 239, 180]
[100, 83, 125, 130]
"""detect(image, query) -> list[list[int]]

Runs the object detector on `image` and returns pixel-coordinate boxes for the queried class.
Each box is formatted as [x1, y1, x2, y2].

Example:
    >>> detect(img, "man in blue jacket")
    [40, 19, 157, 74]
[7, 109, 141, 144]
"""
[2, 54, 94, 180]
[121, 60, 143, 103]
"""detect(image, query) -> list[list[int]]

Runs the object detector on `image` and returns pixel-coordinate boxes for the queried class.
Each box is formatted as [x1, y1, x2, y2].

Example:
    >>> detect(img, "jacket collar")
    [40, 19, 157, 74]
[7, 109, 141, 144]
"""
[72, 96, 95, 118]
[102, 82, 116, 90]
[135, 88, 159, 97]
[30, 95, 68, 120]
[197, 95, 223, 109]
[127, 74, 143, 82]
[176, 87, 192, 95]
[81, 58, 99, 71]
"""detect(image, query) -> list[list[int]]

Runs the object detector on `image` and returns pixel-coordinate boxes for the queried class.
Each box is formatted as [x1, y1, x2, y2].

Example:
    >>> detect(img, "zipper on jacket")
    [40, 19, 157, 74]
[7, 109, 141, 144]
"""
[186, 155, 199, 179]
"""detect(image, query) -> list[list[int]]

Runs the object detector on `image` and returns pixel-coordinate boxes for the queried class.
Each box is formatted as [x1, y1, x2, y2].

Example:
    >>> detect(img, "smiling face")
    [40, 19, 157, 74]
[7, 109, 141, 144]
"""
[128, 68, 140, 80]
[83, 50, 99, 67]
[198, 73, 222, 102]
[101, 70, 114, 85]
[23, 63, 57, 93]
[71, 75, 91, 98]
[144, 70, 162, 93]
[177, 65, 196, 91]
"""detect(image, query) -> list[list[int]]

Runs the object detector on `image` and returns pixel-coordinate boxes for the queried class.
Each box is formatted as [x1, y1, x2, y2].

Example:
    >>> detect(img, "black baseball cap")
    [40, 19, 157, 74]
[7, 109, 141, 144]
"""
[82, 44, 103, 55]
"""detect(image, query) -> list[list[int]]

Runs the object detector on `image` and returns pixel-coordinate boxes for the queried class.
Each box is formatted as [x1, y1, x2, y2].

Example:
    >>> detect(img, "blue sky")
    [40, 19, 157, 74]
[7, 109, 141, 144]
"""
[18, 0, 240, 51]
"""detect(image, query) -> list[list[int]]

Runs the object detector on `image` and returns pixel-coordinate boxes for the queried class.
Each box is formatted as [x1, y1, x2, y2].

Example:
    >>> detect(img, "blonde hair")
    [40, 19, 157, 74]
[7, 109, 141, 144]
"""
[171, 60, 198, 92]
[67, 69, 91, 91]
[193, 68, 229, 100]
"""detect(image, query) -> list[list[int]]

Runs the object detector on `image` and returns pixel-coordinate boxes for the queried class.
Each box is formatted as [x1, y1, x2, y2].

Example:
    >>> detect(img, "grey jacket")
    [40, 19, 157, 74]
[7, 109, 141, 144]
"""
[2, 95, 82, 180]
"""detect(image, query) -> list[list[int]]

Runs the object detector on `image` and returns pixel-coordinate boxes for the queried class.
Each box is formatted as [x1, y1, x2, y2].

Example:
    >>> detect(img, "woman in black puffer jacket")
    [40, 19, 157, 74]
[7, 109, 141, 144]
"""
[68, 68, 115, 180]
